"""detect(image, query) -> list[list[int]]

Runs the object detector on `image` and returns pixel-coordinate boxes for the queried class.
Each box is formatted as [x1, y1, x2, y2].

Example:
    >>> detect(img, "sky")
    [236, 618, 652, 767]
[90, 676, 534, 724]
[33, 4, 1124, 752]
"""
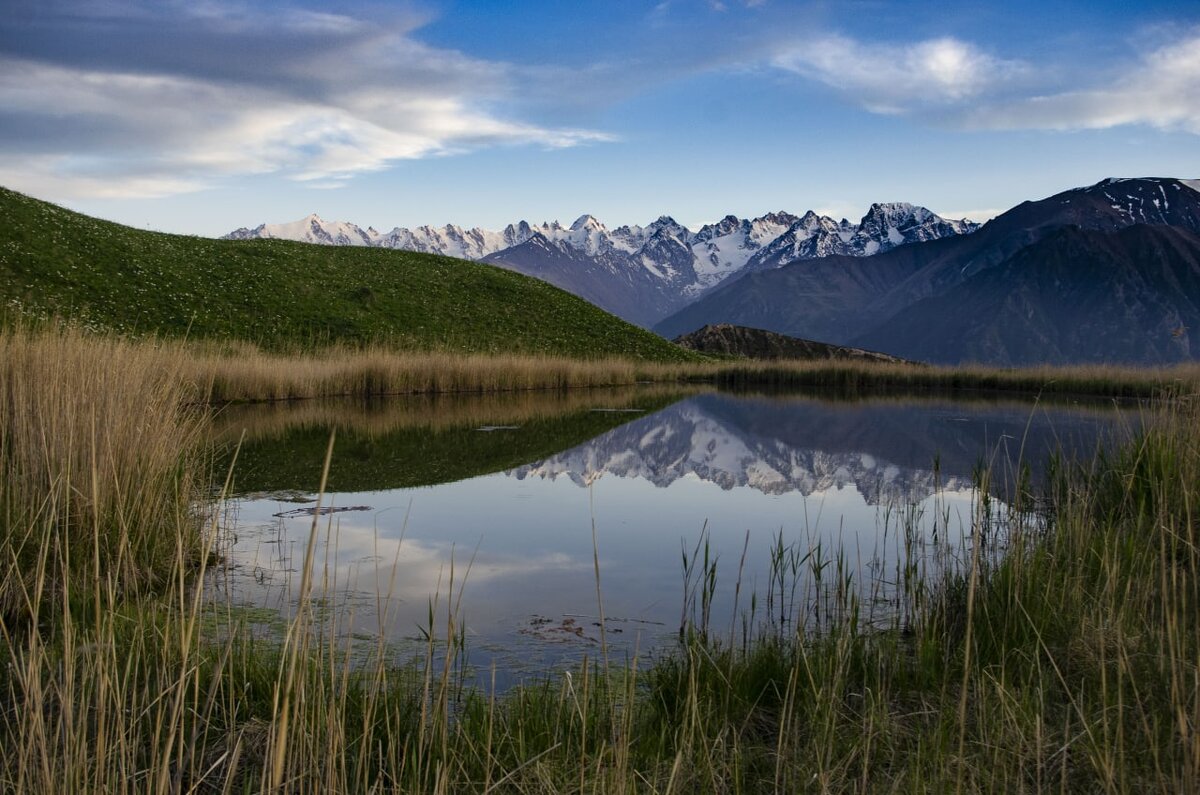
[1, 0, 1199, 236]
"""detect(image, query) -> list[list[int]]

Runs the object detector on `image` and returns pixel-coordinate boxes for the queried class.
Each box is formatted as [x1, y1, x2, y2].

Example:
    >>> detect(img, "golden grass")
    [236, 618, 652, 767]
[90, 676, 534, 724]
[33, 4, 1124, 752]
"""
[0, 325, 207, 619]
[709, 358, 1200, 398]
[177, 339, 1200, 404]
[183, 344, 699, 403]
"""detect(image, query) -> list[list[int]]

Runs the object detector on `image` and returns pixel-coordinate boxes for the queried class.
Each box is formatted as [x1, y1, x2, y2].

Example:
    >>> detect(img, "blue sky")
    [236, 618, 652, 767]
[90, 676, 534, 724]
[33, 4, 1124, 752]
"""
[1, 0, 1198, 235]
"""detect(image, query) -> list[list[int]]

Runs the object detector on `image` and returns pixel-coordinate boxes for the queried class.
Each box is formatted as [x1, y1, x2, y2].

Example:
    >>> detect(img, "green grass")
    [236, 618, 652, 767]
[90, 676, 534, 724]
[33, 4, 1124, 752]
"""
[0, 186, 698, 361]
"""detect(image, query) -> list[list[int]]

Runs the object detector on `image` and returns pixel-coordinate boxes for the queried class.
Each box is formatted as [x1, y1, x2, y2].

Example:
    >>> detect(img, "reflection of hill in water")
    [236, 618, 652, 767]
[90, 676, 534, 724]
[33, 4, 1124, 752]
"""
[219, 388, 691, 495]
[510, 394, 1126, 504]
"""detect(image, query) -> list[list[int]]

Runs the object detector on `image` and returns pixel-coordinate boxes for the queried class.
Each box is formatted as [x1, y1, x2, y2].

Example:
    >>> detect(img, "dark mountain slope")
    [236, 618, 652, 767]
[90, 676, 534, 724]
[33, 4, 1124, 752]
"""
[854, 224, 1200, 365]
[482, 229, 697, 327]
[653, 178, 1200, 365]
[652, 244, 928, 342]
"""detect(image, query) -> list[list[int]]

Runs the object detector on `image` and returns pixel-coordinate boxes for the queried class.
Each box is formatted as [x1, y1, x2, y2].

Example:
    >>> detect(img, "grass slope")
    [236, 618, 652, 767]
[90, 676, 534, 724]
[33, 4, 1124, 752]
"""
[0, 187, 695, 360]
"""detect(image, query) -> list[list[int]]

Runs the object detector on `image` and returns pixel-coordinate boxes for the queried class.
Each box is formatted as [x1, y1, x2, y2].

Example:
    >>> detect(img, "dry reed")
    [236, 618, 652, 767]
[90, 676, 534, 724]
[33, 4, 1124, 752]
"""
[183, 345, 698, 403]
[0, 325, 207, 619]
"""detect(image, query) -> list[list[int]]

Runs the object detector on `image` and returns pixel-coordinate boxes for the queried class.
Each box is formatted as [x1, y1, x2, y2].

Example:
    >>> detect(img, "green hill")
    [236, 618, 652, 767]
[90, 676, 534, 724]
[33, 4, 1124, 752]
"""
[0, 187, 696, 360]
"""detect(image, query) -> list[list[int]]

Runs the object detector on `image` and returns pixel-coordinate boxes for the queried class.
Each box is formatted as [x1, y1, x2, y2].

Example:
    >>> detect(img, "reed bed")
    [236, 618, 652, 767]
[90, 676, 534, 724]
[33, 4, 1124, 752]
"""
[183, 345, 699, 403]
[181, 344, 1200, 404]
[710, 358, 1200, 399]
[0, 325, 207, 620]
[2, 323, 1199, 792]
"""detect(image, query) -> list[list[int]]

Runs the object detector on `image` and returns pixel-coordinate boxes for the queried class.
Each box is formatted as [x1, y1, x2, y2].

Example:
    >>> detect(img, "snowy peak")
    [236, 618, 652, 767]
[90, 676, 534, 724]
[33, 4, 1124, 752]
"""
[570, 214, 604, 232]
[748, 204, 978, 267]
[224, 213, 377, 246]
[856, 202, 978, 254]
[1077, 177, 1200, 230]
[686, 211, 805, 291]
[221, 202, 981, 324]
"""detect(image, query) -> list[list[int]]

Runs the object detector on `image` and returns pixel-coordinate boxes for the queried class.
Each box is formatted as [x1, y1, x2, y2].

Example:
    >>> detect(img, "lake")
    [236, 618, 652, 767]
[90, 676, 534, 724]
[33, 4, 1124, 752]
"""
[206, 386, 1133, 687]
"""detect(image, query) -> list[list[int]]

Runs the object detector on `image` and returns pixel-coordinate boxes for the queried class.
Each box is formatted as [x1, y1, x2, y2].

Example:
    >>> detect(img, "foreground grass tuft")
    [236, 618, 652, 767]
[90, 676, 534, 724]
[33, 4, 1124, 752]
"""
[0, 325, 207, 621]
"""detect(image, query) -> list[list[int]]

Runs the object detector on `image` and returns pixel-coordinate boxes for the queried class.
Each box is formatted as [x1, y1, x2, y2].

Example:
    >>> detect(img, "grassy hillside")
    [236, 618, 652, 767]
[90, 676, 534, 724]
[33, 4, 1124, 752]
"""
[0, 187, 696, 360]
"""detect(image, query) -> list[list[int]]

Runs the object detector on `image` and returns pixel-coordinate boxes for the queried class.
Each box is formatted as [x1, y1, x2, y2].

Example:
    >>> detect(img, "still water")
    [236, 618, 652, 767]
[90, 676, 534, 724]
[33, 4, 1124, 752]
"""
[207, 387, 1131, 683]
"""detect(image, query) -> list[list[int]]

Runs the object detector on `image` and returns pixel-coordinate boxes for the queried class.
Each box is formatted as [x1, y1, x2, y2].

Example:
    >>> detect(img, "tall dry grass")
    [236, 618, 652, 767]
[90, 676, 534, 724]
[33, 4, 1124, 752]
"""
[181, 344, 699, 403]
[711, 358, 1200, 399]
[0, 325, 207, 619]
[179, 342, 1200, 404]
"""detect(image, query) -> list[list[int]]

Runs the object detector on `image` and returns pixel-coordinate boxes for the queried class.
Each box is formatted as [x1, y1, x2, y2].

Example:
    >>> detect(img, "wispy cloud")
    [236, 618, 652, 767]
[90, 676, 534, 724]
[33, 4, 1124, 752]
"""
[770, 26, 1200, 137]
[772, 34, 1027, 114]
[0, 1, 610, 199]
[965, 29, 1200, 134]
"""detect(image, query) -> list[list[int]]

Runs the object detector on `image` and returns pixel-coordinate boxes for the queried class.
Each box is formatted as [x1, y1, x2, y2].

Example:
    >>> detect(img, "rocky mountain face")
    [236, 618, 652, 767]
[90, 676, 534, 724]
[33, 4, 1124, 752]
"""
[224, 204, 977, 327]
[654, 177, 1200, 365]
[746, 204, 978, 270]
[856, 223, 1200, 365]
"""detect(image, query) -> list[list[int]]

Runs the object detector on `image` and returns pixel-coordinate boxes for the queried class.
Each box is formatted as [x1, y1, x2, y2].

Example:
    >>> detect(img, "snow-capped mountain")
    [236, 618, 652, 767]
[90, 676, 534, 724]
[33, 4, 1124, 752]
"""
[747, 204, 979, 270]
[655, 177, 1200, 365]
[226, 214, 535, 259]
[225, 213, 380, 247]
[223, 205, 978, 326]
[689, 211, 800, 290]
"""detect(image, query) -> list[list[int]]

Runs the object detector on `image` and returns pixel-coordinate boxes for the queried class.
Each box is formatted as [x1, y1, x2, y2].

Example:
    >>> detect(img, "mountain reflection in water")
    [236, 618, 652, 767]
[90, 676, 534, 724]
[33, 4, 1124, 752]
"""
[510, 392, 1124, 504]
[211, 389, 1131, 685]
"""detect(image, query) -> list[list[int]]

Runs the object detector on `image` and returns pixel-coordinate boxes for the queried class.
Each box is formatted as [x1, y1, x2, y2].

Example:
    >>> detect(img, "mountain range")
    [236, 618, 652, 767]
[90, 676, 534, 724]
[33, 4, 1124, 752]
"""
[225, 176, 1200, 365]
[225, 204, 978, 327]
[655, 178, 1200, 365]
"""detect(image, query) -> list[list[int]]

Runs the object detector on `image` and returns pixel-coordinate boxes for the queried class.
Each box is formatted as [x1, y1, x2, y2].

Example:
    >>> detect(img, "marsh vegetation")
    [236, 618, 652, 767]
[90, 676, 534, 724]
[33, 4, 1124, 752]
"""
[1, 324, 1197, 792]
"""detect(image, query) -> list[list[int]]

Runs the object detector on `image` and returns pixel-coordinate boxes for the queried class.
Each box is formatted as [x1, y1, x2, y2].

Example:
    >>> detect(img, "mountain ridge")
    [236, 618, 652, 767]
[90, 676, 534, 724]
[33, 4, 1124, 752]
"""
[225, 204, 979, 326]
[653, 177, 1200, 365]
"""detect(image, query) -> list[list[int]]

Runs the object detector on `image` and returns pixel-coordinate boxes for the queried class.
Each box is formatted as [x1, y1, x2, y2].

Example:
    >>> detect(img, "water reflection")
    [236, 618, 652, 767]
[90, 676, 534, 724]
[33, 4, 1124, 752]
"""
[209, 388, 1131, 684]
[512, 392, 1125, 503]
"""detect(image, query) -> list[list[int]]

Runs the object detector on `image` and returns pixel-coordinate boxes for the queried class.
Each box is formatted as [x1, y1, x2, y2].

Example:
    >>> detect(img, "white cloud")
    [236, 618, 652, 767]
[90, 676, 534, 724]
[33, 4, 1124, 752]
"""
[773, 34, 1025, 114]
[770, 27, 1200, 138]
[0, 3, 612, 199]
[966, 31, 1200, 134]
